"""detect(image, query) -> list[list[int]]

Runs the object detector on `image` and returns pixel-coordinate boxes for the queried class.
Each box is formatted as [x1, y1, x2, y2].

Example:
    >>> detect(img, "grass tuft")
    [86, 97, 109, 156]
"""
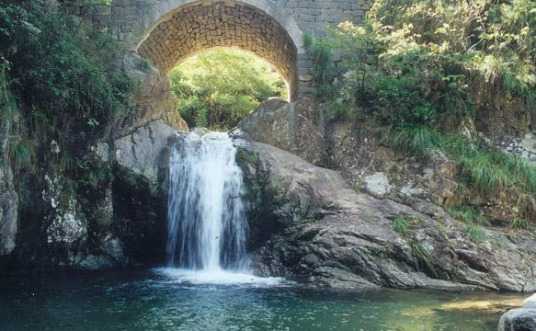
[409, 239, 436, 275]
[392, 216, 408, 235]
[464, 224, 485, 243]
[510, 218, 528, 230]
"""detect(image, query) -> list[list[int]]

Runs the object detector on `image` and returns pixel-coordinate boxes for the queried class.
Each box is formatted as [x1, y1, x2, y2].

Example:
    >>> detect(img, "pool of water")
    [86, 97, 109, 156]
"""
[0, 268, 523, 330]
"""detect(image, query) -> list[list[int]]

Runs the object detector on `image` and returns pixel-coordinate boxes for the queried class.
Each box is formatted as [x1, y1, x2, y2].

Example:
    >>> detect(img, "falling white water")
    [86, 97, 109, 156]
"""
[166, 131, 249, 272]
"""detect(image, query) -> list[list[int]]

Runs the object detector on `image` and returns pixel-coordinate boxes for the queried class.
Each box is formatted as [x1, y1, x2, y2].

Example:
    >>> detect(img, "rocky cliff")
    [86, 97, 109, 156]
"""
[236, 97, 536, 291]
[1, 94, 535, 293]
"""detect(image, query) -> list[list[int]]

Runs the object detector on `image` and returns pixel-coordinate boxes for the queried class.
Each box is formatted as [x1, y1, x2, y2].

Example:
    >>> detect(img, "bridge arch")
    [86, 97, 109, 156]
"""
[136, 0, 304, 100]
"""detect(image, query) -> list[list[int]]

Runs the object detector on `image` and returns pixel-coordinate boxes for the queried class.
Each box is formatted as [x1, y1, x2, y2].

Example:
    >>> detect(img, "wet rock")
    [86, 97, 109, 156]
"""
[113, 120, 178, 265]
[499, 308, 536, 331]
[46, 202, 87, 245]
[0, 166, 18, 257]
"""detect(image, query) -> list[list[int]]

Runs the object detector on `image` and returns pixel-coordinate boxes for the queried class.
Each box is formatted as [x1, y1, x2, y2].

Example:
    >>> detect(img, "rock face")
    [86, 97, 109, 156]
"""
[363, 172, 392, 198]
[493, 133, 536, 162]
[235, 135, 536, 291]
[113, 120, 178, 265]
[239, 97, 328, 166]
[246, 98, 536, 225]
[0, 165, 18, 259]
[119, 53, 188, 136]
[115, 120, 177, 183]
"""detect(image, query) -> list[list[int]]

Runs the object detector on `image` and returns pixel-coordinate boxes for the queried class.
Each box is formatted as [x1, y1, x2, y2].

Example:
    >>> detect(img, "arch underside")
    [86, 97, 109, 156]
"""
[137, 1, 298, 100]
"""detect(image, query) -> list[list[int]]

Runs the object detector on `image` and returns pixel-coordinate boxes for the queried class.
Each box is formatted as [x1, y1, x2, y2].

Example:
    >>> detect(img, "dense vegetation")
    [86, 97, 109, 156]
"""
[306, 0, 536, 227]
[169, 49, 287, 129]
[0, 0, 133, 261]
[0, 0, 132, 183]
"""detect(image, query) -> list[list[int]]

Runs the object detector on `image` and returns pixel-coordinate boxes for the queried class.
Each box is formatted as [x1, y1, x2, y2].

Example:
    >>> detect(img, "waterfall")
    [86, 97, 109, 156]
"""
[166, 131, 249, 272]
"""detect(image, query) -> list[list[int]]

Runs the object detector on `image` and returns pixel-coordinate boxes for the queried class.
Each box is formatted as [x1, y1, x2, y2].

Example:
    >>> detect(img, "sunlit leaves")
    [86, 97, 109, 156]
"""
[169, 49, 287, 129]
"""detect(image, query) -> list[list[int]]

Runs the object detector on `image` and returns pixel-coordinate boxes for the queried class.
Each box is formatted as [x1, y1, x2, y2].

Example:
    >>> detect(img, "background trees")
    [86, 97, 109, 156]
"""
[168, 49, 287, 130]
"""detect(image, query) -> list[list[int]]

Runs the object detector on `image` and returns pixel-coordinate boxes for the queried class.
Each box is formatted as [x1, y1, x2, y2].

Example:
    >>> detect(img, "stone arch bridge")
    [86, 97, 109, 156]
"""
[86, 0, 373, 100]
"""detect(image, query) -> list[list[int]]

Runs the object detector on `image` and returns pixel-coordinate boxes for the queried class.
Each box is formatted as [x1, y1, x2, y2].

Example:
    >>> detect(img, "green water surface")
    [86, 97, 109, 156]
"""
[0, 269, 523, 330]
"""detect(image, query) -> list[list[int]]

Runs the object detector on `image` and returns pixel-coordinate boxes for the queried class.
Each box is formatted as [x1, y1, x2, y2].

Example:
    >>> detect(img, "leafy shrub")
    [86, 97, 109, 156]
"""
[0, 1, 132, 155]
[307, 0, 534, 130]
[0, 1, 133, 202]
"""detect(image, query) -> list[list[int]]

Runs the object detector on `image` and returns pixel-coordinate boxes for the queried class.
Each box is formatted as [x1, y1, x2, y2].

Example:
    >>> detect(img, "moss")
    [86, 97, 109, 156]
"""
[236, 147, 261, 168]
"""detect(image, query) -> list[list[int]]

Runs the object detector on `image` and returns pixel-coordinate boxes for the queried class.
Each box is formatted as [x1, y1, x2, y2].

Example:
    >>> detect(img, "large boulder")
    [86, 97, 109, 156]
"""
[117, 53, 188, 136]
[235, 135, 536, 291]
[238, 96, 328, 166]
[499, 308, 536, 331]
[113, 120, 178, 265]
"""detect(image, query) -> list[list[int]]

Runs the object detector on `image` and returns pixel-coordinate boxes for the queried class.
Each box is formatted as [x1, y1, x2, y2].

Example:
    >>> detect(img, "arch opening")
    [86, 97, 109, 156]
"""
[137, 0, 299, 100]
[169, 48, 288, 129]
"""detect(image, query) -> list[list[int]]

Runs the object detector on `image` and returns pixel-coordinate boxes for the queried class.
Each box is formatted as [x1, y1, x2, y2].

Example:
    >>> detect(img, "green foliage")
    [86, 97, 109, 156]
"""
[0, 1, 133, 151]
[409, 239, 436, 275]
[460, 153, 509, 196]
[0, 62, 33, 170]
[381, 126, 443, 157]
[169, 49, 287, 129]
[464, 224, 486, 243]
[510, 217, 528, 230]
[392, 216, 408, 235]
[303, 34, 338, 100]
[135, 57, 151, 72]
[310, 0, 534, 132]
[368, 0, 536, 96]
[0, 1, 132, 209]
[445, 205, 489, 226]
[381, 124, 536, 199]
[459, 145, 536, 196]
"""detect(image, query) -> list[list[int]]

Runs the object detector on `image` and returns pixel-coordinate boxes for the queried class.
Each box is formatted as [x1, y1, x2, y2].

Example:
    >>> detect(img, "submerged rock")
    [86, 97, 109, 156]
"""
[499, 308, 536, 331]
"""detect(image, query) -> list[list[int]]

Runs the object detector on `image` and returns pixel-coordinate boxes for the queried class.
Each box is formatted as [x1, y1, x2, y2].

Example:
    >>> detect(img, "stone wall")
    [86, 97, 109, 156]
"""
[80, 0, 373, 98]
[137, 1, 299, 99]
